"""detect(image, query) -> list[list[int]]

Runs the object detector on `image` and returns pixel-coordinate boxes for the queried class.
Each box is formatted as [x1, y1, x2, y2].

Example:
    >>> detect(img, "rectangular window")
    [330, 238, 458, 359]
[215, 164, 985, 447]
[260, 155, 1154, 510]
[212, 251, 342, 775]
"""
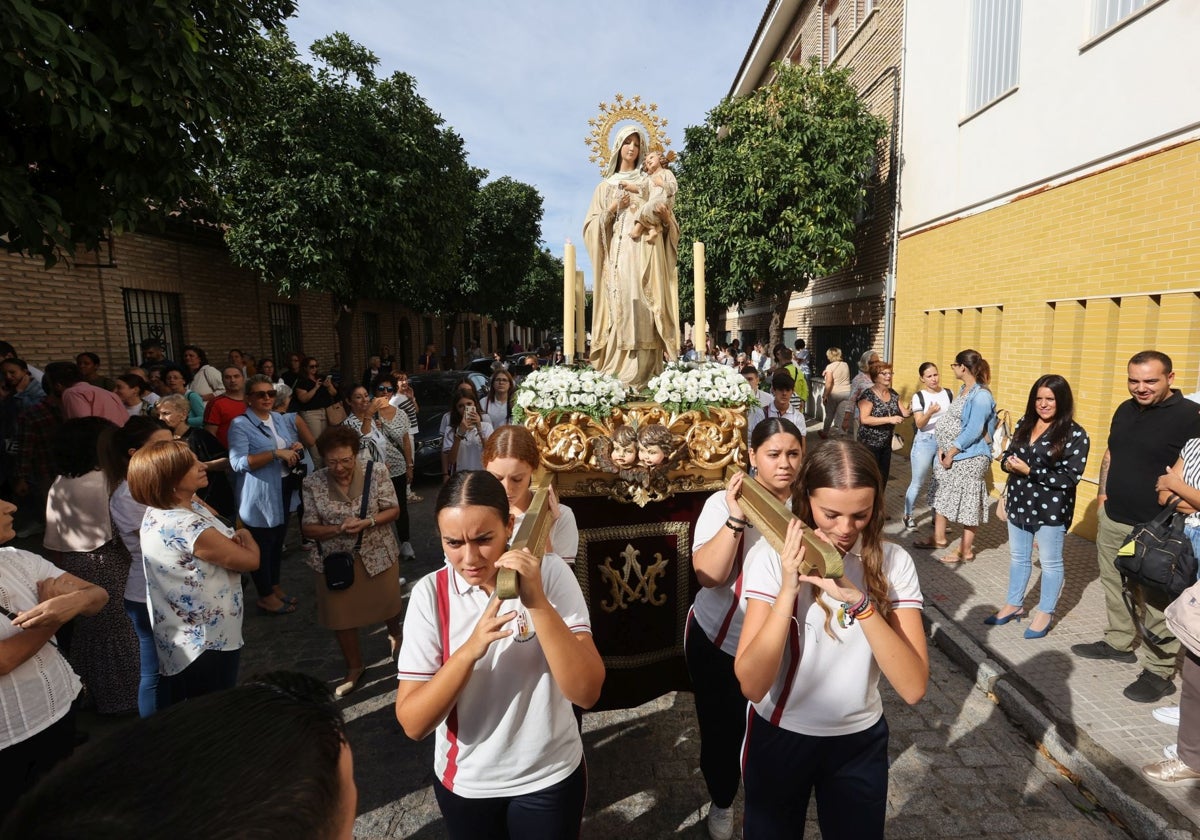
[122, 289, 183, 366]
[1091, 0, 1155, 37]
[966, 0, 1021, 116]
[268, 302, 302, 366]
[824, 0, 841, 61]
[363, 312, 380, 359]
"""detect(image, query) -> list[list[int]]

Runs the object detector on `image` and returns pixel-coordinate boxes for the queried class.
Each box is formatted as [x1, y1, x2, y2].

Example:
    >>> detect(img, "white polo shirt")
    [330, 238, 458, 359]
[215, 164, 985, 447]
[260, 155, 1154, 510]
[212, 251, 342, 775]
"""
[397, 554, 591, 798]
[690, 490, 788, 657]
[742, 538, 922, 736]
[757, 400, 807, 437]
[513, 503, 579, 565]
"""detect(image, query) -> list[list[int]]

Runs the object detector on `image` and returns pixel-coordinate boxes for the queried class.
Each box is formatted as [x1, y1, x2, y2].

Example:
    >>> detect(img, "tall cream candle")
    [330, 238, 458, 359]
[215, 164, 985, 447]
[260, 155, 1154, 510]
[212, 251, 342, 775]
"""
[575, 270, 585, 359]
[563, 241, 576, 360]
[694, 241, 706, 356]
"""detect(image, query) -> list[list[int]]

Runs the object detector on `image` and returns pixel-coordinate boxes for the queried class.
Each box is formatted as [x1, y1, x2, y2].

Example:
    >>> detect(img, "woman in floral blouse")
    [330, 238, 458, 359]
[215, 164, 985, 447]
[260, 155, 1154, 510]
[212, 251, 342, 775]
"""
[302, 426, 404, 699]
[988, 375, 1090, 638]
[128, 440, 260, 707]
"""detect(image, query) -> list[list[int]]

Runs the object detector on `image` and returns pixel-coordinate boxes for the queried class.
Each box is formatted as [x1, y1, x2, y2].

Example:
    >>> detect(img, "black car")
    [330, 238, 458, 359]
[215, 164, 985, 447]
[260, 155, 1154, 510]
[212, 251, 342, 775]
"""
[410, 371, 489, 480]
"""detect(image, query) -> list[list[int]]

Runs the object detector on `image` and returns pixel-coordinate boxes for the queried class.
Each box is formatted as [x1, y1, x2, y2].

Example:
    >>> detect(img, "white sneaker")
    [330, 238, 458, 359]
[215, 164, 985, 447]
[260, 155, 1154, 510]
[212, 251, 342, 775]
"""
[1154, 705, 1182, 726]
[1165, 743, 1179, 760]
[707, 804, 733, 840]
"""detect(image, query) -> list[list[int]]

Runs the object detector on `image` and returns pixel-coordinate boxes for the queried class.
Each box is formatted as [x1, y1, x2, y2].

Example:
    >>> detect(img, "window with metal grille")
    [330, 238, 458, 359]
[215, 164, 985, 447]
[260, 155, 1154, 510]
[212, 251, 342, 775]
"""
[269, 302, 302, 365]
[363, 312, 380, 359]
[122, 289, 183, 365]
[965, 0, 1021, 116]
[1090, 0, 1156, 37]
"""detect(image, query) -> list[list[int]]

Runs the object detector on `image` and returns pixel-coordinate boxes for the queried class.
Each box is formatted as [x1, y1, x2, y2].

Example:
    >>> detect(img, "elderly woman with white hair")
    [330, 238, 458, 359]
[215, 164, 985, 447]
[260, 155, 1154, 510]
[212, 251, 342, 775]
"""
[583, 125, 680, 390]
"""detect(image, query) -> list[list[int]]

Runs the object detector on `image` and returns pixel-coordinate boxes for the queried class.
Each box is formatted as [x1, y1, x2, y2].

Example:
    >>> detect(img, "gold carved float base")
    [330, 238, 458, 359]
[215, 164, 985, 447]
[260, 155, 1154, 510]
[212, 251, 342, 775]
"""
[522, 402, 746, 506]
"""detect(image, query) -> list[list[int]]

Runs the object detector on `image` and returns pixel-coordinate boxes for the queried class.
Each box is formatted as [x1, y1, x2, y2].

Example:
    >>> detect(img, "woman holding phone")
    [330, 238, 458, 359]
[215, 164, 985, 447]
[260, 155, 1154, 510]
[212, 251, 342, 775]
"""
[442, 393, 493, 478]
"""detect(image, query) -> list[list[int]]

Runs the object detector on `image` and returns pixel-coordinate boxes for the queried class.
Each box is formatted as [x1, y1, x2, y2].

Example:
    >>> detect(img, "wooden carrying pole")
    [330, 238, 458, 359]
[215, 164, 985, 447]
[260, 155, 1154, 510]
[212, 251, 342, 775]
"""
[723, 465, 843, 579]
[495, 470, 554, 600]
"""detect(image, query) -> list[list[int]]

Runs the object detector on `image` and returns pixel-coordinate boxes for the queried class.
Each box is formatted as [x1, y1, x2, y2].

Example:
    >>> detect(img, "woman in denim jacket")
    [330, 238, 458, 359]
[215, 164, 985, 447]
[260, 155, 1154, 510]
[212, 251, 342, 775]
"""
[914, 350, 995, 563]
[228, 375, 315, 614]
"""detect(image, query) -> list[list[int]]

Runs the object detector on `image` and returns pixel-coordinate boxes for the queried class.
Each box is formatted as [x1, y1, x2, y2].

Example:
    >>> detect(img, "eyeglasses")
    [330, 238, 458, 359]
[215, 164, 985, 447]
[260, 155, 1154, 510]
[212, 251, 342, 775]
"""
[376, 386, 395, 393]
[307, 364, 319, 369]
[251, 390, 277, 398]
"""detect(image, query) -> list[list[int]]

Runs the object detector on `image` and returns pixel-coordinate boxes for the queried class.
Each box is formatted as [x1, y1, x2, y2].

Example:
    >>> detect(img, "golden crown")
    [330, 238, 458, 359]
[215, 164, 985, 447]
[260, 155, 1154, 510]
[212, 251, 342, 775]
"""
[586, 93, 672, 174]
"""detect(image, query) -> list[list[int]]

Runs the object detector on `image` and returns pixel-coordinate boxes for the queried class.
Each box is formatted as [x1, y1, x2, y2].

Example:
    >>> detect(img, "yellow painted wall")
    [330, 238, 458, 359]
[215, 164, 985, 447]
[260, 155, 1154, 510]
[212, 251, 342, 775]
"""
[894, 140, 1200, 539]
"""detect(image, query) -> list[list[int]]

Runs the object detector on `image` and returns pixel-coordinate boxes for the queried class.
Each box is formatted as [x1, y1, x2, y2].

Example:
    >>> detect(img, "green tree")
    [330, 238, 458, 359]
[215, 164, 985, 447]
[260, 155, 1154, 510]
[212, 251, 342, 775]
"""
[0, 0, 294, 264]
[437, 176, 544, 356]
[217, 32, 479, 376]
[675, 59, 887, 345]
[510, 246, 566, 332]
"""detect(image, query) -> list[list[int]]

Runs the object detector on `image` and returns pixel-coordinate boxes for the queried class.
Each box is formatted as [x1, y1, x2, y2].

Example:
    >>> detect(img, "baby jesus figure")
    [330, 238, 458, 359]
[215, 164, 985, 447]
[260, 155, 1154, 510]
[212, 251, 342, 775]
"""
[629, 151, 677, 244]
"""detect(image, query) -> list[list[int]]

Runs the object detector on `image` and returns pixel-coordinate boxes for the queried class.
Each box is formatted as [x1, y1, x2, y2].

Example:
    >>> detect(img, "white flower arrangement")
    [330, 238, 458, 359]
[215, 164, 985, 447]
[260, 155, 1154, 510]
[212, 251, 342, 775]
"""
[647, 361, 756, 414]
[513, 367, 629, 424]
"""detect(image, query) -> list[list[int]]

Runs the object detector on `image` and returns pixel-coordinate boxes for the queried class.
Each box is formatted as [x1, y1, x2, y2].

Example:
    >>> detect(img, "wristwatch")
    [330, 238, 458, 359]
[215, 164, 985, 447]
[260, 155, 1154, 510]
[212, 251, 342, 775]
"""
[369, 515, 377, 528]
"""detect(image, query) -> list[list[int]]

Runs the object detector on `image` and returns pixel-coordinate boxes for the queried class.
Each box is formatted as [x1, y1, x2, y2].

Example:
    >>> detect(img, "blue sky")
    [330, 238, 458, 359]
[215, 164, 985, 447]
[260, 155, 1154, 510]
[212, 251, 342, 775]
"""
[287, 1, 762, 285]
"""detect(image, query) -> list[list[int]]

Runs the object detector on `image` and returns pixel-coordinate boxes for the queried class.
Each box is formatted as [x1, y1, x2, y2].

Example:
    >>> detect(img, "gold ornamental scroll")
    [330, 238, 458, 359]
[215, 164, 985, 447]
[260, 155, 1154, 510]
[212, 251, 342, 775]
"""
[723, 465, 843, 579]
[496, 470, 554, 600]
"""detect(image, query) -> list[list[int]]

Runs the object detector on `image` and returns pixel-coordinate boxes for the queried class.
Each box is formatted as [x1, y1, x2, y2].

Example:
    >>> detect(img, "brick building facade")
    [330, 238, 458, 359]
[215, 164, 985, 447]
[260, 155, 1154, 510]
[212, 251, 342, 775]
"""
[720, 0, 902, 372]
[0, 224, 537, 378]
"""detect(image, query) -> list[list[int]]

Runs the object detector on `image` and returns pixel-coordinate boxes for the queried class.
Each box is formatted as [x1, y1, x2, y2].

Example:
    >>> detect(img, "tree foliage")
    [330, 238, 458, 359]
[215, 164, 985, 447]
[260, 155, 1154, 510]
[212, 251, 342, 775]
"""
[675, 60, 887, 327]
[510, 246, 566, 331]
[442, 176, 544, 320]
[216, 31, 480, 373]
[0, 0, 295, 263]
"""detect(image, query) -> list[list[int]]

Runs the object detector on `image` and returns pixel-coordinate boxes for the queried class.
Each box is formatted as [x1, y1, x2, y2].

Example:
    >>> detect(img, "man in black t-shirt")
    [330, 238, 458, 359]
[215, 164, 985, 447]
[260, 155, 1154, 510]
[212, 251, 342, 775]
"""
[1072, 351, 1200, 703]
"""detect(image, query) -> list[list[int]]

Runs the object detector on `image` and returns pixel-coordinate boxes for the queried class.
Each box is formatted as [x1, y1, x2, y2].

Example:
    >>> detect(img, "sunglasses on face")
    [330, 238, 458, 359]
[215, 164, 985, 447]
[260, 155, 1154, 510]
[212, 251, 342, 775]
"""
[251, 390, 277, 398]
[376, 386, 395, 393]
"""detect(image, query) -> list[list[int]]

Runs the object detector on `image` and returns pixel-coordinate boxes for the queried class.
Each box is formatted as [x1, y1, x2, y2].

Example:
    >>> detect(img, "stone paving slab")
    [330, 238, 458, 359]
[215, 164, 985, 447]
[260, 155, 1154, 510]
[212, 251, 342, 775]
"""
[882, 445, 1200, 840]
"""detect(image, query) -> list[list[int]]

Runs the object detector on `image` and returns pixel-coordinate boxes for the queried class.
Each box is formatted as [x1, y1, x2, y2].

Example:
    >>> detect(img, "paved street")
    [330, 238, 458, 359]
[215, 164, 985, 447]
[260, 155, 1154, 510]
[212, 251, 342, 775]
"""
[233, 476, 1135, 839]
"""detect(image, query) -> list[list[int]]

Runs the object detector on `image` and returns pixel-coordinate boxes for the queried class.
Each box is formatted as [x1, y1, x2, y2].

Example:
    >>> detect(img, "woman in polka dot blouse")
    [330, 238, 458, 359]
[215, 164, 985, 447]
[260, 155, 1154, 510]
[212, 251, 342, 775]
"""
[986, 375, 1090, 638]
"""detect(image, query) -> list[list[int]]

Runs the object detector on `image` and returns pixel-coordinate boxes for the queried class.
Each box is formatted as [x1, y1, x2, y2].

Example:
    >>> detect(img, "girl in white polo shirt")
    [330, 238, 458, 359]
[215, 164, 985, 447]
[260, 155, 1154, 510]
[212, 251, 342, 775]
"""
[735, 439, 928, 839]
[687, 417, 804, 840]
[395, 471, 604, 838]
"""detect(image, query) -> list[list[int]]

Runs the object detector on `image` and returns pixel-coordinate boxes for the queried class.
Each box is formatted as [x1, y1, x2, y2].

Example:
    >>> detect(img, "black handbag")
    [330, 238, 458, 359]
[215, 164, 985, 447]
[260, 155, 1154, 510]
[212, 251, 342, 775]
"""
[1115, 497, 1198, 600]
[322, 461, 374, 591]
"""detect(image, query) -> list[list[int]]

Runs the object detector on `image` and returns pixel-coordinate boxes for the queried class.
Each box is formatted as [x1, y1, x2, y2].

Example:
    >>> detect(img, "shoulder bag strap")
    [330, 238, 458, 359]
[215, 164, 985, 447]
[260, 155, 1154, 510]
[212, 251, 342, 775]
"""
[354, 460, 374, 551]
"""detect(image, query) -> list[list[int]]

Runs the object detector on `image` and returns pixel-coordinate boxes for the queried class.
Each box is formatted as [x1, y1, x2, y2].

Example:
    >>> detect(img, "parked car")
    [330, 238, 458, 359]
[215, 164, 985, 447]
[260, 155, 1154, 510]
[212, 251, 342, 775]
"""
[410, 370, 490, 480]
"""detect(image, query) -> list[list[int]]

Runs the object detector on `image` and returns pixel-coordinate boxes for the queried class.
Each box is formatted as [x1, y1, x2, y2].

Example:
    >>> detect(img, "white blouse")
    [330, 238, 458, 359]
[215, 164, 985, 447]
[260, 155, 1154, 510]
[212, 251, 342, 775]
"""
[0, 549, 82, 750]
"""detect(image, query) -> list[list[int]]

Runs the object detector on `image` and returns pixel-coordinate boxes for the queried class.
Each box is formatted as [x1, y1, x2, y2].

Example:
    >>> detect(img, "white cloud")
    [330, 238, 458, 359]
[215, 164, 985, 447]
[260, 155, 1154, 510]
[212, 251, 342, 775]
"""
[286, 0, 760, 288]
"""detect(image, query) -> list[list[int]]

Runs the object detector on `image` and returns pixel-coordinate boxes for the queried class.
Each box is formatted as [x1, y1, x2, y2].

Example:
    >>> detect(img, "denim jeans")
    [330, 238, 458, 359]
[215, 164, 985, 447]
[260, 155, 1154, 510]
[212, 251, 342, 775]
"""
[904, 431, 939, 519]
[1186, 523, 1200, 579]
[1006, 521, 1066, 614]
[123, 598, 159, 718]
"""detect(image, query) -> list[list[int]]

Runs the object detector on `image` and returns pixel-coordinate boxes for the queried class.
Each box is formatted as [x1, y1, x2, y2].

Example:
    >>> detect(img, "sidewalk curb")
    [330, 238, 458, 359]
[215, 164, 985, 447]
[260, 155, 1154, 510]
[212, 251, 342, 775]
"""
[925, 602, 1194, 840]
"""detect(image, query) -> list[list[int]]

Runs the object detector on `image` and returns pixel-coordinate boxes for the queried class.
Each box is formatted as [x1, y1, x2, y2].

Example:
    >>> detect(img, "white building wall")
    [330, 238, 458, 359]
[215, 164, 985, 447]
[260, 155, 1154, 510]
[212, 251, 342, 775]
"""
[899, 0, 1200, 233]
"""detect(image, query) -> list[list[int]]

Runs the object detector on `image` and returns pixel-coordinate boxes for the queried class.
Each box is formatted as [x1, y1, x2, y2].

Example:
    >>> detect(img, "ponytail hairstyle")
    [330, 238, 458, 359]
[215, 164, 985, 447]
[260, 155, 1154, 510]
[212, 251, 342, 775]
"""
[1011, 374, 1076, 461]
[792, 439, 891, 638]
[954, 349, 991, 387]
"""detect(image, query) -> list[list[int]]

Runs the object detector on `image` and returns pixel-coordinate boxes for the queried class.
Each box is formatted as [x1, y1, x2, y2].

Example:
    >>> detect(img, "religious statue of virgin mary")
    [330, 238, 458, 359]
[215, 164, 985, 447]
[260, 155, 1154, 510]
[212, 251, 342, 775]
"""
[583, 117, 680, 391]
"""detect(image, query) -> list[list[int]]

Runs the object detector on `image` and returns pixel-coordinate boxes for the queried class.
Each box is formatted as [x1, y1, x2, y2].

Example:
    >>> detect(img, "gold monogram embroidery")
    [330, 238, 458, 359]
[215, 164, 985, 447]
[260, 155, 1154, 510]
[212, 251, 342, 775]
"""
[598, 544, 669, 613]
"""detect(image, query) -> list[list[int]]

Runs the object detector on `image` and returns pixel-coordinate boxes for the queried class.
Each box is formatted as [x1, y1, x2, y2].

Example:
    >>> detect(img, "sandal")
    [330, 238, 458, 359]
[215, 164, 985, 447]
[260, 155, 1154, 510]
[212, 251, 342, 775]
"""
[939, 549, 975, 565]
[912, 536, 948, 550]
[257, 600, 297, 615]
